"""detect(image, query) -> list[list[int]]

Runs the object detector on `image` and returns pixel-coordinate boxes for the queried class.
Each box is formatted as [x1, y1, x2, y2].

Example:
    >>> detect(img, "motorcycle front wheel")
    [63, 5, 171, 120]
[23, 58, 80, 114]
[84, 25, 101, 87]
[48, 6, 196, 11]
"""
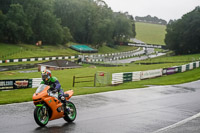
[63, 101, 77, 122]
[34, 106, 49, 127]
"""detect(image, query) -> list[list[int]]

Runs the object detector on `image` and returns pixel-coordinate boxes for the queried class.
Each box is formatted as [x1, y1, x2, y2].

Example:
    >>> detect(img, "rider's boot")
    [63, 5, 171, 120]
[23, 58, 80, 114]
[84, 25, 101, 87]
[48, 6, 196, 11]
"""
[61, 96, 70, 114]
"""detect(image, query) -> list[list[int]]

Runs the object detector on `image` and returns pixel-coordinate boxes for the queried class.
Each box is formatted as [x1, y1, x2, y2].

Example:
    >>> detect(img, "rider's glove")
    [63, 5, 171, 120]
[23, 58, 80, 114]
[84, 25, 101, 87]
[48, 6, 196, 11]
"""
[61, 96, 65, 101]
[52, 89, 57, 93]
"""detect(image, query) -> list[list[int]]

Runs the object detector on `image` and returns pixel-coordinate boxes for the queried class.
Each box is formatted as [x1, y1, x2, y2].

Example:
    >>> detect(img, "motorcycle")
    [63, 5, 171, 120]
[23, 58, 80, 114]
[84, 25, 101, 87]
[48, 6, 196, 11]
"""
[32, 84, 77, 127]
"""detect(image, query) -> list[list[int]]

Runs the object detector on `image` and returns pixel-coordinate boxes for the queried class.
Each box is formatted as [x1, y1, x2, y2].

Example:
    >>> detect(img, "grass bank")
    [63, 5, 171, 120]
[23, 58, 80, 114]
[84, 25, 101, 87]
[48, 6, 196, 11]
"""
[135, 53, 200, 64]
[0, 67, 200, 105]
[135, 22, 166, 45]
[0, 43, 137, 61]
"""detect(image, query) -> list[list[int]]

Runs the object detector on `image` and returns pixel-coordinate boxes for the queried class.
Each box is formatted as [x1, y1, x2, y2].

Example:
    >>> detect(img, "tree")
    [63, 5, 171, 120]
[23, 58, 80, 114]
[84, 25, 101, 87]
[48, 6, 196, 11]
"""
[0, 0, 12, 14]
[165, 6, 200, 54]
[135, 15, 167, 25]
[112, 12, 133, 43]
[21, 0, 70, 44]
[4, 4, 32, 43]
[0, 11, 6, 41]
[0, 0, 135, 46]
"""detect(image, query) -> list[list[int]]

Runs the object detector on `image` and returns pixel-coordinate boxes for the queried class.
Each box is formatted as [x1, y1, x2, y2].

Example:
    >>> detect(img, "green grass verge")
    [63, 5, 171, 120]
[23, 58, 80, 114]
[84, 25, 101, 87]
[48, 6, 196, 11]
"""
[135, 53, 200, 64]
[135, 22, 166, 45]
[0, 67, 200, 105]
[98, 45, 138, 54]
[0, 43, 137, 61]
[0, 43, 79, 60]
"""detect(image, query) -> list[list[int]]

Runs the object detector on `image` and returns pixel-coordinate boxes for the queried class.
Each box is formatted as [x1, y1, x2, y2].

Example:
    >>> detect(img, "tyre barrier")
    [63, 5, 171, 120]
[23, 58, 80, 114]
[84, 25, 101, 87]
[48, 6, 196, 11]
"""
[112, 61, 200, 85]
[0, 56, 77, 64]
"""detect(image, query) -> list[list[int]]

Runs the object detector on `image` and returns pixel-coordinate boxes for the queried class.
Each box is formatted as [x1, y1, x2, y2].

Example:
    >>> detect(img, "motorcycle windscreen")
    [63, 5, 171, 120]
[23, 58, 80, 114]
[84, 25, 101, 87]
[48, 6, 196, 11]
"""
[36, 84, 48, 93]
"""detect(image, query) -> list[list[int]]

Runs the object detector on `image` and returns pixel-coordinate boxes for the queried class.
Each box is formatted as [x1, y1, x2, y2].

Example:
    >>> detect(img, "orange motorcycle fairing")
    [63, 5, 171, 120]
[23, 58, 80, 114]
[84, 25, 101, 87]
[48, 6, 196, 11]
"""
[32, 84, 77, 127]
[43, 97, 64, 120]
[65, 90, 74, 100]
[33, 87, 49, 105]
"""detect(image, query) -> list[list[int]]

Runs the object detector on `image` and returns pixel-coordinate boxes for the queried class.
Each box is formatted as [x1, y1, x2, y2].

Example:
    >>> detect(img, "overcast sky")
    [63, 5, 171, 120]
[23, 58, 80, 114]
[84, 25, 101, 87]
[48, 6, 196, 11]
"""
[103, 0, 200, 22]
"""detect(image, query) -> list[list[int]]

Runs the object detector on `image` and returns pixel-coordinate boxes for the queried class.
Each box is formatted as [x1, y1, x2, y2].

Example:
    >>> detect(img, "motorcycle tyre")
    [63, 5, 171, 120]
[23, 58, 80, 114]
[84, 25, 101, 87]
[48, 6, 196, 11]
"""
[34, 106, 49, 127]
[63, 101, 77, 123]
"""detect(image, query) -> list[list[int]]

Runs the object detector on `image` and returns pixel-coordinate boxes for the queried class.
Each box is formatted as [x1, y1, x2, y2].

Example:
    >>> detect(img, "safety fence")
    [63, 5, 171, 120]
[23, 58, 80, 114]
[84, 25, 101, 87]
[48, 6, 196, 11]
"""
[72, 72, 111, 87]
[72, 75, 95, 87]
[112, 61, 200, 85]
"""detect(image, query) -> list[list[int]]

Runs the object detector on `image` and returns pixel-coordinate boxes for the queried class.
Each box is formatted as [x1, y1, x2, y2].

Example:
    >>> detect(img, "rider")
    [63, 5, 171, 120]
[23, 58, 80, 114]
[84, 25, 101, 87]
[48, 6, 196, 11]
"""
[41, 69, 67, 112]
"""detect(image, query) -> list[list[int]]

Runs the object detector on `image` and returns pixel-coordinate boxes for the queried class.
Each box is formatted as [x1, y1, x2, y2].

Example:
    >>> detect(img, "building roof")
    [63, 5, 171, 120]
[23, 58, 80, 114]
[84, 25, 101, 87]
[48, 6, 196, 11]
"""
[38, 60, 81, 68]
[70, 45, 98, 53]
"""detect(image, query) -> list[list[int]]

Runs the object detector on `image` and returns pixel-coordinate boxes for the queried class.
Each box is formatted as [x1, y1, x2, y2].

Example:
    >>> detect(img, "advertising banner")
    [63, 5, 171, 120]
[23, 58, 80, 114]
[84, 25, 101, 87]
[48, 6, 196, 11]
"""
[186, 64, 190, 71]
[0, 79, 32, 90]
[141, 69, 162, 79]
[182, 65, 186, 72]
[189, 63, 193, 70]
[132, 71, 141, 81]
[196, 61, 199, 68]
[123, 73, 133, 82]
[163, 67, 176, 75]
[112, 73, 123, 85]
[0, 80, 14, 90]
[193, 62, 196, 69]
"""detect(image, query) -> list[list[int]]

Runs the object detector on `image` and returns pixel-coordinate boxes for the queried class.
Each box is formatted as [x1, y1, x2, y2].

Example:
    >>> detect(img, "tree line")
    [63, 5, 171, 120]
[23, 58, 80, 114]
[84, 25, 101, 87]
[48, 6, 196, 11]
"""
[135, 15, 167, 25]
[165, 6, 200, 54]
[0, 0, 136, 47]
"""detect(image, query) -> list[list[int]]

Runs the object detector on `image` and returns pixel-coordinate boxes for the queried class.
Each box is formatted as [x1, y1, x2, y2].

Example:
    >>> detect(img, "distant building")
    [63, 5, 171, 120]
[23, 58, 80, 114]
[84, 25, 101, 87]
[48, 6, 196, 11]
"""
[38, 60, 81, 72]
[70, 45, 98, 53]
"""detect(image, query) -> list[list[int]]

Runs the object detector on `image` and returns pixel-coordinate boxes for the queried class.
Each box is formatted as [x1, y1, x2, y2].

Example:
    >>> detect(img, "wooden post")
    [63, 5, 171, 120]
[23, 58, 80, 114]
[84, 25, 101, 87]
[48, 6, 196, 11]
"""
[94, 73, 96, 87]
[73, 76, 75, 87]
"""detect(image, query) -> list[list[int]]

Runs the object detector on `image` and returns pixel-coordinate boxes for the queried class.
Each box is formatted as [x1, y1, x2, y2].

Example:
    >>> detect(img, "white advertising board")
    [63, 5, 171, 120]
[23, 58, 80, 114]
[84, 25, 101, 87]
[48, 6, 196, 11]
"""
[112, 73, 123, 85]
[132, 71, 141, 81]
[196, 61, 199, 68]
[182, 65, 186, 72]
[141, 69, 163, 79]
[189, 63, 193, 70]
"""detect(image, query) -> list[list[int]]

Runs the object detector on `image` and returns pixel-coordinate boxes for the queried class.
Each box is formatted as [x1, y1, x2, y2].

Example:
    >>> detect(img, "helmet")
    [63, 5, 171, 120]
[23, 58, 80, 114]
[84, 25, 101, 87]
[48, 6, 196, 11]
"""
[41, 69, 51, 82]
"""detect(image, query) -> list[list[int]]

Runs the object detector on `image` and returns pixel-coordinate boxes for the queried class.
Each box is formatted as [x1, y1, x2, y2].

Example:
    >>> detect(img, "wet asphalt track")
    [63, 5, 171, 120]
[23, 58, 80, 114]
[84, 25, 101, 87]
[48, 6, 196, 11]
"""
[1, 80, 200, 133]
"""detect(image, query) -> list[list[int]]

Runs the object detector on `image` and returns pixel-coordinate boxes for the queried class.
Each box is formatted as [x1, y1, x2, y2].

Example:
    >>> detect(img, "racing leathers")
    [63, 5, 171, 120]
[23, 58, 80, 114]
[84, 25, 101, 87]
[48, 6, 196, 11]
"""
[40, 77, 65, 102]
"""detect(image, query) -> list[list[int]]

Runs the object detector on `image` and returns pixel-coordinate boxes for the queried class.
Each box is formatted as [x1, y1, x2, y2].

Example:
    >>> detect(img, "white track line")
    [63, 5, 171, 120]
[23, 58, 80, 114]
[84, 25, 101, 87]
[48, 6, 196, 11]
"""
[153, 112, 200, 133]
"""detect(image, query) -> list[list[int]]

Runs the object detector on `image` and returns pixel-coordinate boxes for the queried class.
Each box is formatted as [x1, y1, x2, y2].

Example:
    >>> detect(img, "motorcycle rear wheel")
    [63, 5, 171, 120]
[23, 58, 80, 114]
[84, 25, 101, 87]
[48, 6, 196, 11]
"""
[63, 101, 77, 122]
[34, 106, 49, 127]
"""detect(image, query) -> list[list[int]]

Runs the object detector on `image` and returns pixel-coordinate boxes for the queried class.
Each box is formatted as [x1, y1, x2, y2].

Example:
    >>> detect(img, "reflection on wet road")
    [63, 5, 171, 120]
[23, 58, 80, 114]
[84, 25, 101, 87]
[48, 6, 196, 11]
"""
[1, 80, 200, 133]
